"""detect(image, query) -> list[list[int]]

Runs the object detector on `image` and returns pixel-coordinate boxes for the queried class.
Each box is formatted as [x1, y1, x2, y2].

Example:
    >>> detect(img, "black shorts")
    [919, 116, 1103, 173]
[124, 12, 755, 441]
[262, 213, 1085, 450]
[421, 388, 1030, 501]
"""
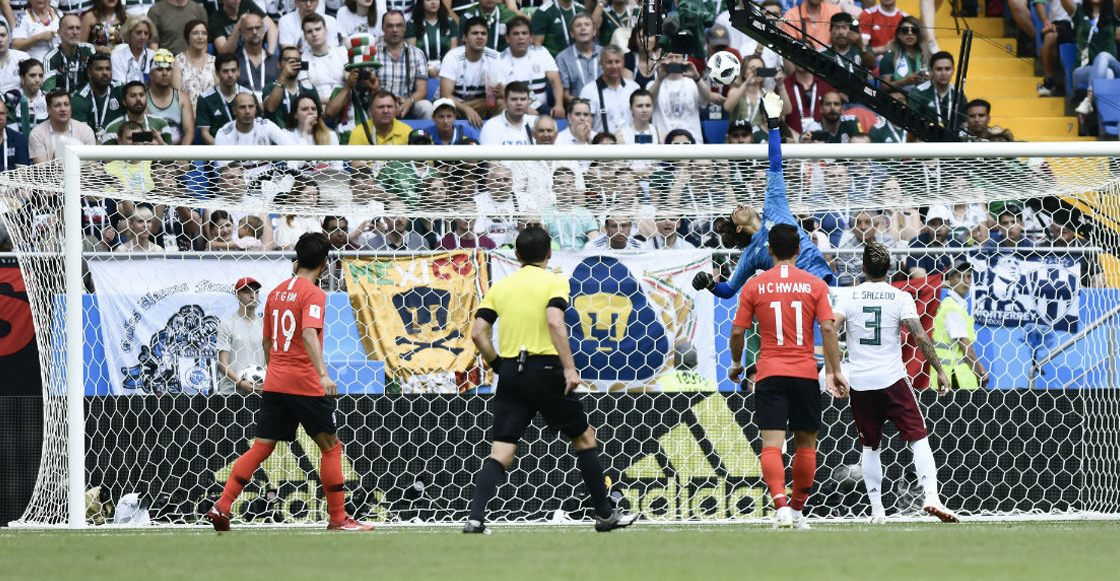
[753, 376, 822, 432]
[490, 356, 589, 443]
[1054, 20, 1074, 44]
[256, 391, 338, 441]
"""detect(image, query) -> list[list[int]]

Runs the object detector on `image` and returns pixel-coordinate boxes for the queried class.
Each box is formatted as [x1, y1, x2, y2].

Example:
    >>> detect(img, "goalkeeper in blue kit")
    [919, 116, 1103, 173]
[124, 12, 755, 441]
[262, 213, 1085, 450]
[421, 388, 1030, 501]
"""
[693, 92, 835, 297]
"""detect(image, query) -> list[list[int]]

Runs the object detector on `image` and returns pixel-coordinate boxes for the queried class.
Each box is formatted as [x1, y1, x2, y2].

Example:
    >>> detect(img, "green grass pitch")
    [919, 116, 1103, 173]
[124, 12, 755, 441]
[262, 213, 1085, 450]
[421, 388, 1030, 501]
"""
[3, 521, 1118, 581]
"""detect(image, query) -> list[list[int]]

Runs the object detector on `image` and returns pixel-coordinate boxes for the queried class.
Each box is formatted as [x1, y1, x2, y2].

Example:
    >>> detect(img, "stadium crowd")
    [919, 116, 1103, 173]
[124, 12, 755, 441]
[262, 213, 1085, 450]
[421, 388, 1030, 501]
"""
[0, 0, 1101, 290]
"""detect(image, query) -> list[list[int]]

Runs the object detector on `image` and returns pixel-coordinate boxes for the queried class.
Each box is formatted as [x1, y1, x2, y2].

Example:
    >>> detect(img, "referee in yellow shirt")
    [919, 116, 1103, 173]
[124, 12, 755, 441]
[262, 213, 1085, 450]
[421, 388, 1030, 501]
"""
[463, 225, 638, 534]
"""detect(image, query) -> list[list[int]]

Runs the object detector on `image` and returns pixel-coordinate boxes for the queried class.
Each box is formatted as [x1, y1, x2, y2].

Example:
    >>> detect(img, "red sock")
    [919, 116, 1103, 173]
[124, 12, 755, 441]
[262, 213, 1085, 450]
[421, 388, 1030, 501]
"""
[760, 446, 788, 510]
[216, 441, 275, 514]
[320, 443, 346, 524]
[789, 447, 817, 512]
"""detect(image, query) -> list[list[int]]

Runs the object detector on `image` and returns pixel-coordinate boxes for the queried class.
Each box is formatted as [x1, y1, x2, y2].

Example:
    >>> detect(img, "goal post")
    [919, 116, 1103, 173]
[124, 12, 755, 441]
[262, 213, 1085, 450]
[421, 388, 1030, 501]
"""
[5, 140, 1120, 528]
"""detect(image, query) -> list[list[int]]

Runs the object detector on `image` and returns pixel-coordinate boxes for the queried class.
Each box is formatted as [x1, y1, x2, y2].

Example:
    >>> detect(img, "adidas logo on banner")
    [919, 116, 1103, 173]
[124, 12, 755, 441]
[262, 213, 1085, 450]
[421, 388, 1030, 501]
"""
[618, 394, 768, 520]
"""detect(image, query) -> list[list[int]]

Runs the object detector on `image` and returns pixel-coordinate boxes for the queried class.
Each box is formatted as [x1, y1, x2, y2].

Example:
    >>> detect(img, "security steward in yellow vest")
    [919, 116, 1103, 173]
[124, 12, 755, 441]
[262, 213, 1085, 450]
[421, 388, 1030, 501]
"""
[463, 225, 637, 534]
[930, 262, 989, 389]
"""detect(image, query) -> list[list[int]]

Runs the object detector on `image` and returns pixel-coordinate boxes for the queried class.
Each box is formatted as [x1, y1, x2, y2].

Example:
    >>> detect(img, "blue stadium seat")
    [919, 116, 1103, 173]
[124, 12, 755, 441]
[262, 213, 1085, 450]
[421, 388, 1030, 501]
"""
[556, 118, 568, 132]
[427, 77, 440, 101]
[1093, 78, 1120, 136]
[402, 119, 437, 133]
[701, 119, 729, 144]
[1059, 43, 1081, 92]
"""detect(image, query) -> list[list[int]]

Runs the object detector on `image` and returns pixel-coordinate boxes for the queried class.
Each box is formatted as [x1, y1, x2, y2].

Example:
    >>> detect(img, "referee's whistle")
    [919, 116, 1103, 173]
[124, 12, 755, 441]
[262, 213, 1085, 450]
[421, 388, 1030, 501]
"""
[518, 346, 527, 374]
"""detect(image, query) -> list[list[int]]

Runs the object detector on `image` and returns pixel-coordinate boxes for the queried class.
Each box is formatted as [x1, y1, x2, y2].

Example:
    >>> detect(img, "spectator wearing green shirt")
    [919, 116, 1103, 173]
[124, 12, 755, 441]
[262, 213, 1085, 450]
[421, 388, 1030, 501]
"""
[70, 53, 125, 141]
[195, 53, 254, 143]
[42, 14, 94, 93]
[531, 0, 587, 57]
[261, 45, 321, 128]
[456, 0, 516, 52]
[102, 80, 175, 144]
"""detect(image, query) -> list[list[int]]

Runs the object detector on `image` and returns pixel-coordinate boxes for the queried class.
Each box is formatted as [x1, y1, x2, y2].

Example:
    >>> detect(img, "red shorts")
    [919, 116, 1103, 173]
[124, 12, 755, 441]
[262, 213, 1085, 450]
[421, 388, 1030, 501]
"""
[848, 378, 928, 449]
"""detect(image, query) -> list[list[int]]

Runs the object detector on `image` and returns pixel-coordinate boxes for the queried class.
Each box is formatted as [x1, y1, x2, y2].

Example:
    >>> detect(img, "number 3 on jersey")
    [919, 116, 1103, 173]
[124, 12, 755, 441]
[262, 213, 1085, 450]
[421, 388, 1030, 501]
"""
[861, 306, 882, 346]
[769, 300, 804, 345]
[272, 309, 297, 352]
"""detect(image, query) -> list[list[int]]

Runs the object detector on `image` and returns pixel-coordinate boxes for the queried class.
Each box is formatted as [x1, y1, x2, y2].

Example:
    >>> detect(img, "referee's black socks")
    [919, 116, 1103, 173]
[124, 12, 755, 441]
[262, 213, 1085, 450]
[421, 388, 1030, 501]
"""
[576, 446, 613, 519]
[469, 457, 506, 523]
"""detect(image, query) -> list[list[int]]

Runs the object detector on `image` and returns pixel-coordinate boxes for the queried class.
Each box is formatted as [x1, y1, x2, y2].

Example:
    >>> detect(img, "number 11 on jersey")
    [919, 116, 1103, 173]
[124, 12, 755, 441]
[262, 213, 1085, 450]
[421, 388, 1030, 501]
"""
[770, 300, 804, 345]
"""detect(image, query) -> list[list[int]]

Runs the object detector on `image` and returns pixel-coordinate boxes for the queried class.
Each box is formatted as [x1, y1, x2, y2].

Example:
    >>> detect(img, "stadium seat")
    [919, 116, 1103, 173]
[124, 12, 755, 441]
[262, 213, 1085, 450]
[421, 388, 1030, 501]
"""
[427, 77, 440, 101]
[556, 118, 568, 132]
[701, 119, 728, 144]
[1093, 78, 1120, 137]
[402, 119, 437, 133]
[1059, 43, 1081, 92]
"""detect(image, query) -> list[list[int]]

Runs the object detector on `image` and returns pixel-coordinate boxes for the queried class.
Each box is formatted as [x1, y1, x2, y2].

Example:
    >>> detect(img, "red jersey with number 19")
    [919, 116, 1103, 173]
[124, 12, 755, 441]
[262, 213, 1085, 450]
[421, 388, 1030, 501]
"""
[733, 264, 833, 381]
[262, 276, 327, 396]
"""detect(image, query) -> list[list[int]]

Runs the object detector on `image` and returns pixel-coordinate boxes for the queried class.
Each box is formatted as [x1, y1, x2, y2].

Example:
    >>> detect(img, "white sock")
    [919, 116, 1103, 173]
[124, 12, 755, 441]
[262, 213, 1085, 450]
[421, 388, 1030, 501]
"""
[910, 437, 939, 502]
[861, 446, 884, 514]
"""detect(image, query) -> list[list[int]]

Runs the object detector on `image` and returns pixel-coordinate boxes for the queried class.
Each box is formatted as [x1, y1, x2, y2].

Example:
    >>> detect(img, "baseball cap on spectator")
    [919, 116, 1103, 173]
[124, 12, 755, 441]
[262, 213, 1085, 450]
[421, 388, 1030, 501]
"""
[432, 98, 457, 114]
[706, 24, 732, 49]
[925, 205, 952, 224]
[456, 136, 480, 145]
[234, 277, 261, 292]
[152, 48, 174, 69]
[726, 119, 752, 136]
[408, 129, 433, 145]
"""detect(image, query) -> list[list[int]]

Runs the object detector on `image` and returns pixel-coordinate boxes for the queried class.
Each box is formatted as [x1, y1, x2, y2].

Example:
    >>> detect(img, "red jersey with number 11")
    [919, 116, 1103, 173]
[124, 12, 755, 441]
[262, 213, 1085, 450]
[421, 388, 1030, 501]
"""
[262, 275, 327, 396]
[733, 264, 833, 381]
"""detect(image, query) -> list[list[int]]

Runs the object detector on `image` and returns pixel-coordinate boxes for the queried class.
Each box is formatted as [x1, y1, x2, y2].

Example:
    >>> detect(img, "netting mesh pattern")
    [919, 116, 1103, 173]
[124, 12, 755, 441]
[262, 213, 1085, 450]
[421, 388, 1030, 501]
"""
[3, 145, 1120, 526]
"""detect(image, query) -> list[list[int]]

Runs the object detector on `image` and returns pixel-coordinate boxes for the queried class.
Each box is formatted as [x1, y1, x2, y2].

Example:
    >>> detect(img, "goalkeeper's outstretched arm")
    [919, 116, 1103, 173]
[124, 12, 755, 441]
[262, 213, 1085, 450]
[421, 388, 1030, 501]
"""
[695, 92, 788, 299]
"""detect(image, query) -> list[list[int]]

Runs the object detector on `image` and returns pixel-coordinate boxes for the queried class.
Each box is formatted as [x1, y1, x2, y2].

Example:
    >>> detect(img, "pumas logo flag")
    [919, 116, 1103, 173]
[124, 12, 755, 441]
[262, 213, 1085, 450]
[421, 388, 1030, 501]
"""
[89, 257, 294, 395]
[343, 250, 486, 393]
[490, 250, 715, 392]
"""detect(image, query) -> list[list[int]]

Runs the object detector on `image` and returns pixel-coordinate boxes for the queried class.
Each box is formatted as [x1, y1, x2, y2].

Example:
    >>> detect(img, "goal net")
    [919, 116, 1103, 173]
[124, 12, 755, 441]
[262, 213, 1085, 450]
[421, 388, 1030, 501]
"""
[3, 141, 1119, 527]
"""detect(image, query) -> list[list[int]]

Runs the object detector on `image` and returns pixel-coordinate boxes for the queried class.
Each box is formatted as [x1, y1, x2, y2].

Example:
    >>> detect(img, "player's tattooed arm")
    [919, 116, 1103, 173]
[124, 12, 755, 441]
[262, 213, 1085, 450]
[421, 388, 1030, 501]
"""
[903, 317, 951, 396]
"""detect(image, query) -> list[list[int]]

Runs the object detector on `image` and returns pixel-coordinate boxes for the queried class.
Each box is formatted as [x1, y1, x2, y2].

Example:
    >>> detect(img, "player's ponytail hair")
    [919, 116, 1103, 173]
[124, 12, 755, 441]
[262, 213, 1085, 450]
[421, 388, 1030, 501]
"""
[862, 241, 892, 280]
[295, 231, 331, 270]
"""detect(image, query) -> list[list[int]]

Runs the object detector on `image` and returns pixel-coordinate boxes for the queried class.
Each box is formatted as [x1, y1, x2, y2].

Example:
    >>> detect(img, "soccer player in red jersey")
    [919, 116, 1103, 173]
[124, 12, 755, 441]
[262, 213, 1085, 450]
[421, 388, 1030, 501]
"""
[205, 232, 373, 531]
[729, 223, 848, 529]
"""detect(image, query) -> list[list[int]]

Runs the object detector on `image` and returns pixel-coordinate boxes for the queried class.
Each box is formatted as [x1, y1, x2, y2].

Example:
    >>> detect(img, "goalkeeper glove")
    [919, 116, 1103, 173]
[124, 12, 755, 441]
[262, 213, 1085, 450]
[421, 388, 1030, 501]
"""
[692, 271, 715, 291]
[761, 91, 784, 130]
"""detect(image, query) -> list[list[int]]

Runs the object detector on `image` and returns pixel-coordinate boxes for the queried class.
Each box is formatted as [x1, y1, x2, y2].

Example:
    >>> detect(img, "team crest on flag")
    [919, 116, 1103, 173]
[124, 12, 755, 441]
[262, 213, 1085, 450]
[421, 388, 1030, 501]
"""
[343, 250, 486, 392]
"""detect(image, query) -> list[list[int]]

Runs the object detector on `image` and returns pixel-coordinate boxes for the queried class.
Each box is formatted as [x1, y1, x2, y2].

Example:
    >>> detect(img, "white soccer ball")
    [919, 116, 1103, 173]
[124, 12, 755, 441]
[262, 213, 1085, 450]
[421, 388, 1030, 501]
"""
[240, 365, 266, 386]
[707, 51, 741, 86]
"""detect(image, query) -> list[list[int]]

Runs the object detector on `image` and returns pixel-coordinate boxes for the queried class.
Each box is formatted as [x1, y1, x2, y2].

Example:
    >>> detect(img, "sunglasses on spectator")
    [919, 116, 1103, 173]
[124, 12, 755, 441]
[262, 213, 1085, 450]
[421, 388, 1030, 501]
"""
[898, 26, 919, 34]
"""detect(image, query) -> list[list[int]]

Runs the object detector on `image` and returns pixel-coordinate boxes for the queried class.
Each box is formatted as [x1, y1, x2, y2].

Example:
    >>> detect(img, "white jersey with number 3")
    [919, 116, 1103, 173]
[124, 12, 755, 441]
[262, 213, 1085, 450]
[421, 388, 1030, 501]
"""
[837, 281, 919, 391]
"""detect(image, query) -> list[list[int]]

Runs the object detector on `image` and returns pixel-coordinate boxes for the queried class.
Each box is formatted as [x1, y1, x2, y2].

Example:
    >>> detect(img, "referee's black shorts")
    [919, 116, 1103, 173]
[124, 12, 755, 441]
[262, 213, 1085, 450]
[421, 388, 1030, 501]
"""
[754, 375, 822, 432]
[490, 355, 589, 443]
[256, 391, 338, 441]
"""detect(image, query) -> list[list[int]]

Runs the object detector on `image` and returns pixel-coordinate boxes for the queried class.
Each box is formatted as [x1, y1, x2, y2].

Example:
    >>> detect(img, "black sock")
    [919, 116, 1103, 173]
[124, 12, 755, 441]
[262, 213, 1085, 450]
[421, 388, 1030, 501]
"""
[468, 457, 506, 523]
[576, 447, 613, 519]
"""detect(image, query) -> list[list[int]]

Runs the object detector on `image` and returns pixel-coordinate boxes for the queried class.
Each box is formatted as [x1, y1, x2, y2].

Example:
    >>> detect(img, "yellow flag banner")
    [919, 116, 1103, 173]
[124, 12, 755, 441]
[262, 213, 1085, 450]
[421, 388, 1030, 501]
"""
[343, 250, 488, 390]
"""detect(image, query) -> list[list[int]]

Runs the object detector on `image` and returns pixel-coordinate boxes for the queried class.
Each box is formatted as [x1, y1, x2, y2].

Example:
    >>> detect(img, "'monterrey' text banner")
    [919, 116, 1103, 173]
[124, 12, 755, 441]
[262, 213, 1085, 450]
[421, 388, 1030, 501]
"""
[490, 250, 715, 392]
[971, 252, 1080, 332]
[89, 257, 294, 395]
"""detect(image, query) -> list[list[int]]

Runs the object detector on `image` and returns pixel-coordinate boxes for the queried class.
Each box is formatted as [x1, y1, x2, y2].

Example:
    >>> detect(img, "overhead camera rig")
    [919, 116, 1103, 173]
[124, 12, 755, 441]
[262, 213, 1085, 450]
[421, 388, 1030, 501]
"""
[719, 1, 968, 142]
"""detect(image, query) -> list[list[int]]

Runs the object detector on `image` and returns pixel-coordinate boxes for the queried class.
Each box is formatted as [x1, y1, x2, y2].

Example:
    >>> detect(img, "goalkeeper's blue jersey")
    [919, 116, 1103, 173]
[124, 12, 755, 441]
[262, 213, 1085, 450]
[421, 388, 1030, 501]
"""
[712, 170, 835, 299]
